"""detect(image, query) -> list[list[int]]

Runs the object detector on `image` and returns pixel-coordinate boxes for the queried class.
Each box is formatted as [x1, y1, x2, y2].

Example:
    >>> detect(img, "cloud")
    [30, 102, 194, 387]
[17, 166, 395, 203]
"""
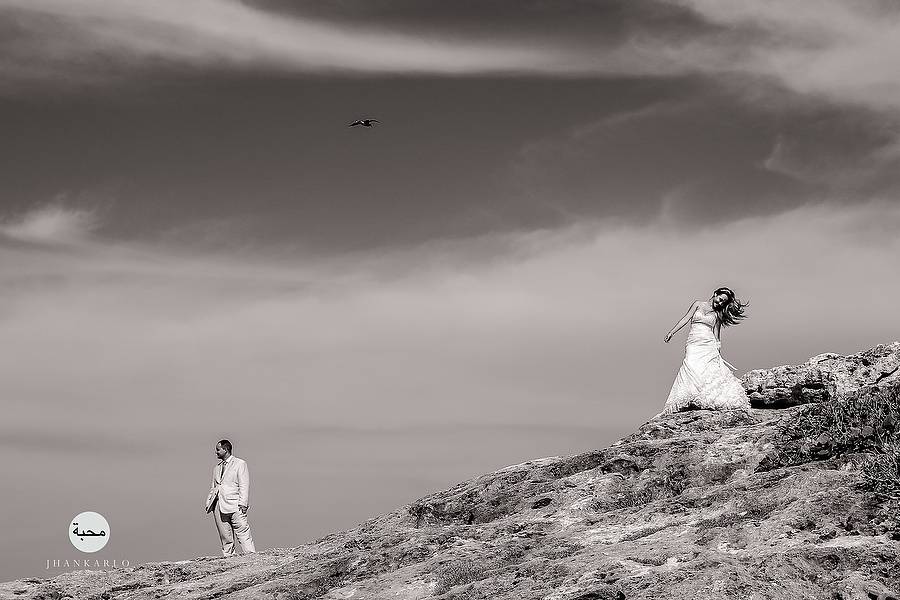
[0, 0, 722, 85]
[496, 0, 900, 221]
[662, 0, 900, 113]
[759, 107, 900, 192]
[0, 0, 897, 96]
[2, 0, 899, 137]
[506, 93, 811, 229]
[0, 203, 101, 244]
[0, 0, 579, 81]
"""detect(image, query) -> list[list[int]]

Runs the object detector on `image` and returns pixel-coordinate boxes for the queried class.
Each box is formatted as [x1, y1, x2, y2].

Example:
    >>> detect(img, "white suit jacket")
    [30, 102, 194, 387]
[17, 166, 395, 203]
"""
[205, 455, 250, 514]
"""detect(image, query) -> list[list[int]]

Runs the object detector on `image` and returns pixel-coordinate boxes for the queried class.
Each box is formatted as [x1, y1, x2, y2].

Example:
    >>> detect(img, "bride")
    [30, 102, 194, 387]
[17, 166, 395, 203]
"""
[652, 287, 751, 419]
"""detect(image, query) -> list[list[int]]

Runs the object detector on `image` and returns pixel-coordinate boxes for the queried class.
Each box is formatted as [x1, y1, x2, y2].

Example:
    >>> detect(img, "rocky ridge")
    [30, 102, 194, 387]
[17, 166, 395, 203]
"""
[2, 342, 899, 600]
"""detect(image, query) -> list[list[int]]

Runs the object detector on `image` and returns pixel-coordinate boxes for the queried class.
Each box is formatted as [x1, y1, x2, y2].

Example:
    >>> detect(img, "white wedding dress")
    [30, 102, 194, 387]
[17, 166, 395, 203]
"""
[653, 302, 751, 419]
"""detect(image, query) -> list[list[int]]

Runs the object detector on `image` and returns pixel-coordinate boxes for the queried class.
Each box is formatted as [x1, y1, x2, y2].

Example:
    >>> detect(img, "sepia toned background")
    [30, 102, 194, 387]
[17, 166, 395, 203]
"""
[2, 0, 899, 581]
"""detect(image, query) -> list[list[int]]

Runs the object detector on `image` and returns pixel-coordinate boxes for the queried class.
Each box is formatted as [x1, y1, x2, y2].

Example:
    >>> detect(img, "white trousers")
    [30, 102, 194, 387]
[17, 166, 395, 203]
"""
[212, 499, 256, 556]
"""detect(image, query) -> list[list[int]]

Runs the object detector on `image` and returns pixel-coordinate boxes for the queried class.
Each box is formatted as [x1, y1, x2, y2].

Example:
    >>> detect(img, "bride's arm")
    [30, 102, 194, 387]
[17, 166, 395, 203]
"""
[664, 300, 700, 342]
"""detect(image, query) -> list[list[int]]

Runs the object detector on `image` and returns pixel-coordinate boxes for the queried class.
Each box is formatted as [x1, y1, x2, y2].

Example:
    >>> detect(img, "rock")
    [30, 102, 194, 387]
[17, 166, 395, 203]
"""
[815, 432, 833, 446]
[2, 341, 899, 600]
[742, 342, 900, 408]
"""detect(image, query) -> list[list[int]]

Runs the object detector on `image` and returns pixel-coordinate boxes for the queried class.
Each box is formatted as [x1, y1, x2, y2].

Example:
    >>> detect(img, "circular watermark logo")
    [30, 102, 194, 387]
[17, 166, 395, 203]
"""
[69, 511, 110, 553]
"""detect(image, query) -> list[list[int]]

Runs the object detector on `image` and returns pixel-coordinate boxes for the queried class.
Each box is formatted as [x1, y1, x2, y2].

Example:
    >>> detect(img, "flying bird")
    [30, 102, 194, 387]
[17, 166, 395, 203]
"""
[349, 118, 380, 127]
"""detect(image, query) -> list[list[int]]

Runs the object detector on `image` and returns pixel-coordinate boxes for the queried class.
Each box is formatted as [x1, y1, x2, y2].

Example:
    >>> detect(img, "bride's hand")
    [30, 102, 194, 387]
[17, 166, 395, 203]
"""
[664, 332, 672, 343]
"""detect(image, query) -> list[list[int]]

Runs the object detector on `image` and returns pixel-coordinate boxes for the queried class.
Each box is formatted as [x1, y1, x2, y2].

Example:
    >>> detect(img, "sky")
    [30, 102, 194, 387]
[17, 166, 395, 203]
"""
[2, 0, 900, 581]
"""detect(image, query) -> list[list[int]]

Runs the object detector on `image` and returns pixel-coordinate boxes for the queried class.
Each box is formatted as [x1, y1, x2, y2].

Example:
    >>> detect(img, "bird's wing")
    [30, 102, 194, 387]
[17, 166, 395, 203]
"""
[349, 122, 361, 126]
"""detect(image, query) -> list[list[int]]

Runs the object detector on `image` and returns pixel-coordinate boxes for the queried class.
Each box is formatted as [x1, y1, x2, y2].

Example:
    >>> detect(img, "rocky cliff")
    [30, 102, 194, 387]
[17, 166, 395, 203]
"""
[3, 343, 899, 600]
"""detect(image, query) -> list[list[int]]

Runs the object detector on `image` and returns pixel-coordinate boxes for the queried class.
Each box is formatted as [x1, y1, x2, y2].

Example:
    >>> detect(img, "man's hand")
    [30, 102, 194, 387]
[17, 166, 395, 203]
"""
[239, 505, 249, 514]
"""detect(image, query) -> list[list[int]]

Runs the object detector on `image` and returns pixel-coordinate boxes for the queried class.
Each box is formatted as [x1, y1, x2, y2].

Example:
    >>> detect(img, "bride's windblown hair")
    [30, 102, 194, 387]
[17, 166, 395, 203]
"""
[713, 286, 749, 327]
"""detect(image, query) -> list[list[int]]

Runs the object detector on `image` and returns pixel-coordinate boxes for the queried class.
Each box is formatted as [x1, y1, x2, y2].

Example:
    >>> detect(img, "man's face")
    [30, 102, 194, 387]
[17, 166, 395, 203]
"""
[215, 443, 227, 459]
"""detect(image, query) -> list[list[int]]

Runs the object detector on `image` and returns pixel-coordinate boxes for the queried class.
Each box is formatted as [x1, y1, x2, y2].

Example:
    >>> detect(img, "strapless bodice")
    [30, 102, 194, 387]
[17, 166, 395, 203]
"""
[690, 304, 717, 328]
[687, 304, 718, 347]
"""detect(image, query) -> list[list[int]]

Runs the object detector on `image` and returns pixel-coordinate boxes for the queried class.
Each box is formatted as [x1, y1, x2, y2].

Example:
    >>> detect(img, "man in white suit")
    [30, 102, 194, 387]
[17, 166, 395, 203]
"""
[205, 439, 256, 556]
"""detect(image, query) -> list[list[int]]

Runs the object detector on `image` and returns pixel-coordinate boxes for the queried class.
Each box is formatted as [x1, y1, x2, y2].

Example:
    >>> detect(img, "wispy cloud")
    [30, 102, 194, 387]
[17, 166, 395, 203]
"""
[493, 0, 900, 214]
[0, 0, 572, 80]
[3, 0, 900, 126]
[662, 0, 900, 113]
[0, 203, 101, 244]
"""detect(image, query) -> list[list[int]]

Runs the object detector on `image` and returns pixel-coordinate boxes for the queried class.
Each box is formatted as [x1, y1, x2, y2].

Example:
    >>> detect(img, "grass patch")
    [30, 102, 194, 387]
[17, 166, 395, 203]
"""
[433, 562, 488, 596]
[782, 382, 900, 500]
